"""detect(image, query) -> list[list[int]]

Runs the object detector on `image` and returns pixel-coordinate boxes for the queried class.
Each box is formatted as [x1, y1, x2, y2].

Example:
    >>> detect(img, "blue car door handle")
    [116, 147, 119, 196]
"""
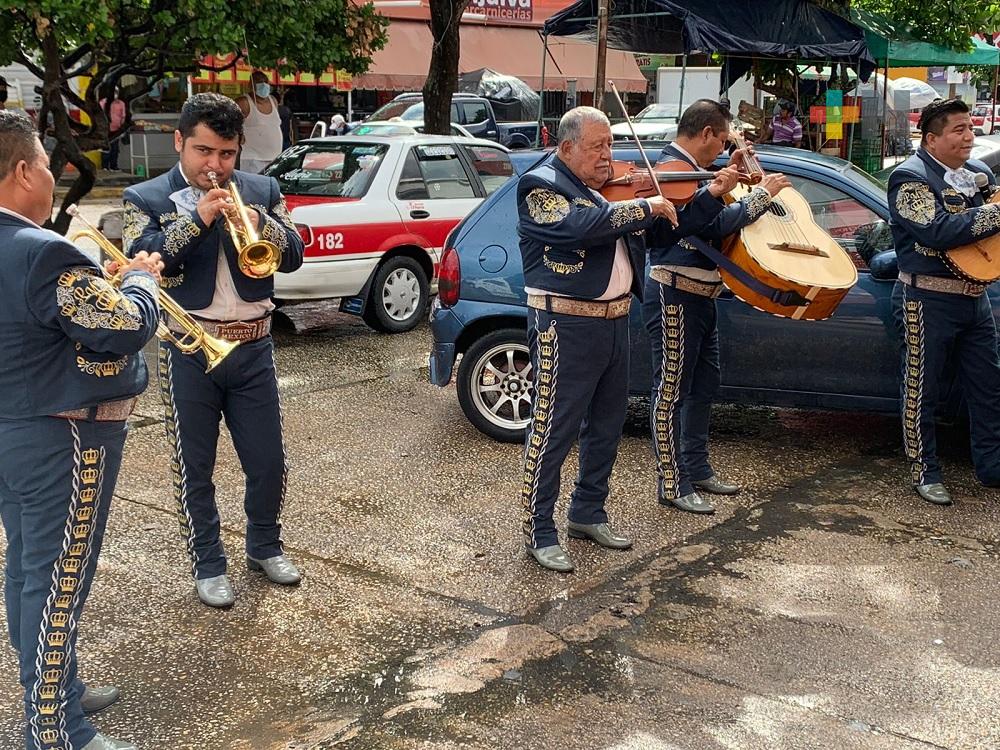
[410, 209, 430, 219]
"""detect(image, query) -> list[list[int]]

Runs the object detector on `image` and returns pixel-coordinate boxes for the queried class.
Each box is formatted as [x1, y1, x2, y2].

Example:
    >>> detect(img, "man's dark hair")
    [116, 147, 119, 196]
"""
[177, 92, 244, 141]
[0, 109, 40, 181]
[676, 99, 732, 139]
[919, 98, 969, 140]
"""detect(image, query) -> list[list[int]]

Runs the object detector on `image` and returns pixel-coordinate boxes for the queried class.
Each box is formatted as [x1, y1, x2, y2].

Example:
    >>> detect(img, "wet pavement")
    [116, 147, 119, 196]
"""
[3, 208, 1000, 748]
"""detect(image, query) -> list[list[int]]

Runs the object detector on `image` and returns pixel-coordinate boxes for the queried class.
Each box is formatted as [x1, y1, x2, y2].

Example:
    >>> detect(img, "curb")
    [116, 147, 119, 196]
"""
[57, 187, 125, 201]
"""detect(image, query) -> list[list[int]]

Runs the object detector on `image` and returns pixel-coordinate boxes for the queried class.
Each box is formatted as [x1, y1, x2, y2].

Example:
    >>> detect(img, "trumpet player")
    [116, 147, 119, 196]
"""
[0, 110, 162, 750]
[123, 93, 304, 609]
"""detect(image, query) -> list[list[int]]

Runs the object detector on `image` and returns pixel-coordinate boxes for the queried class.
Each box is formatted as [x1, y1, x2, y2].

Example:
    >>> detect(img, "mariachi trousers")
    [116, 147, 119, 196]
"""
[0, 416, 124, 750]
[520, 307, 630, 550]
[157, 336, 288, 579]
[642, 278, 721, 501]
[892, 281, 1000, 487]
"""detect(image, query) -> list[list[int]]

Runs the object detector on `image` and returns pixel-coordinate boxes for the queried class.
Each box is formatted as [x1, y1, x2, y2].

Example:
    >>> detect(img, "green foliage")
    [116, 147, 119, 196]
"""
[851, 0, 1000, 51]
[0, 0, 388, 231]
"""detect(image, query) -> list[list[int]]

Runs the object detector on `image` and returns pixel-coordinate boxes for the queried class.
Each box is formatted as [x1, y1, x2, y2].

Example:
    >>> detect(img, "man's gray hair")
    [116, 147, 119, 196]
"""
[557, 106, 610, 145]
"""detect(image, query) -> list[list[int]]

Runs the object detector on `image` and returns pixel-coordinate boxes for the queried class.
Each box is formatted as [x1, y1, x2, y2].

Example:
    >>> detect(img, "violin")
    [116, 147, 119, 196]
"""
[601, 159, 758, 204]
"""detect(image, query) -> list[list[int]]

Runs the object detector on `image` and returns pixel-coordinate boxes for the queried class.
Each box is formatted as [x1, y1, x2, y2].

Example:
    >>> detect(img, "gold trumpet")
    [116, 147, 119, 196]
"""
[207, 170, 282, 279]
[67, 205, 239, 373]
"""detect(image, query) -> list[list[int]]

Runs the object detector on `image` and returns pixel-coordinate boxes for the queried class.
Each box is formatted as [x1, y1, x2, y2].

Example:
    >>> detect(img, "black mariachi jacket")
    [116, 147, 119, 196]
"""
[0, 212, 160, 418]
[888, 149, 1000, 278]
[122, 165, 305, 310]
[649, 143, 773, 272]
[517, 155, 724, 301]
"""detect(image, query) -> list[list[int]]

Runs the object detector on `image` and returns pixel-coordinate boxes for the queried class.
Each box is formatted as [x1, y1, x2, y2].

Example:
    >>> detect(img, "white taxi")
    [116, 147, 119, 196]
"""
[267, 135, 514, 332]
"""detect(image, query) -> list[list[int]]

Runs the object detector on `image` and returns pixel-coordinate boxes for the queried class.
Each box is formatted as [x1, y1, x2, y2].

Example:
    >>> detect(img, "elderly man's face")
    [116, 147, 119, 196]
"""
[559, 120, 614, 189]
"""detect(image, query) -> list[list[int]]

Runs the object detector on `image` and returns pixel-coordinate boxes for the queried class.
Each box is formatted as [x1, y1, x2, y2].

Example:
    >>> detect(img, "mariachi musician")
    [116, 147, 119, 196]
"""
[123, 93, 304, 608]
[888, 98, 1000, 506]
[644, 99, 790, 515]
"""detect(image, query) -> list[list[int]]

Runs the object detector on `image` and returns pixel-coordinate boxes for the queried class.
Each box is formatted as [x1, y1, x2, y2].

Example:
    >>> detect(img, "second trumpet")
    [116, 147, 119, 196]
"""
[208, 170, 282, 279]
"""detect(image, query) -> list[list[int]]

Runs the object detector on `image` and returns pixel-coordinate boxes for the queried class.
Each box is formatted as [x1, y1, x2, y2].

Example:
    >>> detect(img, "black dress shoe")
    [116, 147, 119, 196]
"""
[566, 521, 633, 549]
[693, 475, 741, 495]
[915, 483, 952, 506]
[81, 685, 120, 714]
[661, 491, 716, 514]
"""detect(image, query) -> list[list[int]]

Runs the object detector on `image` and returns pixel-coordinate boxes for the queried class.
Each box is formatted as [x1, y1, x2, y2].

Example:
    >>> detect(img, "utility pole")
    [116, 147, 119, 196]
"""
[594, 0, 609, 111]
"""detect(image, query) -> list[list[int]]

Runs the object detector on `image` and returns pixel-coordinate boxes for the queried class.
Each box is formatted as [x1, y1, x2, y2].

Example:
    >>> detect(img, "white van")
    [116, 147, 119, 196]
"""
[0, 64, 43, 114]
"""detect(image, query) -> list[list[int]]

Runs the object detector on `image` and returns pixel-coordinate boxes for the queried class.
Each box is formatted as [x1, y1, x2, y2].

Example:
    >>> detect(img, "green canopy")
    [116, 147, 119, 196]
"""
[852, 7, 1000, 67]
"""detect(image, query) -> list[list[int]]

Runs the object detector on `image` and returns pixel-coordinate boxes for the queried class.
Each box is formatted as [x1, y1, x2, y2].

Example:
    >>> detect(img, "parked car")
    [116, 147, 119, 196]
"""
[429, 145, 1000, 442]
[349, 120, 475, 138]
[368, 93, 540, 149]
[971, 104, 995, 136]
[266, 135, 515, 333]
[611, 104, 680, 142]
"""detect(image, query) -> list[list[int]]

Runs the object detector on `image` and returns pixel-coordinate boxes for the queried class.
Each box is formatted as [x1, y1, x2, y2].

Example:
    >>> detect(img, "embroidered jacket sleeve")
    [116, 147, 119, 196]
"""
[698, 188, 773, 242]
[888, 169, 1000, 252]
[121, 186, 215, 274]
[253, 177, 305, 273]
[26, 239, 160, 355]
[645, 186, 726, 249]
[518, 174, 654, 249]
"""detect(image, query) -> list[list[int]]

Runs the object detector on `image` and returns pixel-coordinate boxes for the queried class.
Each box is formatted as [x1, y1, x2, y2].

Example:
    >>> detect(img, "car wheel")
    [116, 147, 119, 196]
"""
[365, 256, 429, 333]
[457, 328, 532, 443]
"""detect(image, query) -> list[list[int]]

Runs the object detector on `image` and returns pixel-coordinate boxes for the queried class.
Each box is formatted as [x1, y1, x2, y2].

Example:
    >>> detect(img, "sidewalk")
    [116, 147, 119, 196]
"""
[57, 167, 144, 200]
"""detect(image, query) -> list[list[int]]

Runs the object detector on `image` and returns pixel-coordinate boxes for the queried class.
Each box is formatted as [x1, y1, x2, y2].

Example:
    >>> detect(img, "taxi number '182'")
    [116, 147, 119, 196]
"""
[316, 232, 345, 250]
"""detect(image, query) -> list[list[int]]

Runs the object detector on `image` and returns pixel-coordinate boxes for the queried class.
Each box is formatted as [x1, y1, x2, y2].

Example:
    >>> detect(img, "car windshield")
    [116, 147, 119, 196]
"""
[974, 107, 991, 117]
[368, 100, 424, 122]
[265, 142, 389, 197]
[634, 104, 681, 122]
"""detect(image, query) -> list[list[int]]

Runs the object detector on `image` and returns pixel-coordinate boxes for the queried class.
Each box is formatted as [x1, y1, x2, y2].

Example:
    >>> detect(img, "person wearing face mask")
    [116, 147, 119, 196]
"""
[237, 70, 283, 174]
[889, 98, 1000, 506]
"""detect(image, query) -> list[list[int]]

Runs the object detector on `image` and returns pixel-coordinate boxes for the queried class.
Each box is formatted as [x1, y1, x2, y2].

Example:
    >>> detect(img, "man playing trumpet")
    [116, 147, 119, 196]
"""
[123, 93, 304, 608]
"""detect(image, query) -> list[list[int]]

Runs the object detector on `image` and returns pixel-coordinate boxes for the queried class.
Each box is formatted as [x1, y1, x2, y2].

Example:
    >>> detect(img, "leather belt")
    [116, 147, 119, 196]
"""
[51, 397, 138, 422]
[527, 294, 631, 319]
[170, 315, 272, 342]
[650, 268, 724, 298]
[898, 272, 986, 298]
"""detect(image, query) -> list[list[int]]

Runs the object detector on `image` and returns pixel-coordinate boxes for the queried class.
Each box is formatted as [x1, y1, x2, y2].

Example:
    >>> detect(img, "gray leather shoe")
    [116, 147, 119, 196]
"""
[81, 685, 120, 714]
[915, 483, 952, 506]
[195, 574, 235, 608]
[527, 545, 575, 572]
[663, 491, 716, 514]
[82, 732, 138, 750]
[693, 475, 741, 495]
[566, 521, 633, 550]
[247, 554, 301, 585]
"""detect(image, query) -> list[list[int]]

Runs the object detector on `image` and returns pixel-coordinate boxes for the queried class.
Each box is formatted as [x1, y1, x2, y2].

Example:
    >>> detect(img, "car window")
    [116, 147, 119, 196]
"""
[461, 145, 514, 195]
[266, 142, 388, 197]
[785, 175, 888, 269]
[461, 101, 490, 126]
[395, 144, 475, 200]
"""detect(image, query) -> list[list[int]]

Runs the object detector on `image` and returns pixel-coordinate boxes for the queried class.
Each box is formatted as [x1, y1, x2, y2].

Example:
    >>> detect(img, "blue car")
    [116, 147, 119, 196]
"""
[429, 145, 1000, 442]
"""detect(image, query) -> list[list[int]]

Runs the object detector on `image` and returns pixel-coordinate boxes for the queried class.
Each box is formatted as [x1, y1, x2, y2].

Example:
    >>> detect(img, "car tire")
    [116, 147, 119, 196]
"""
[364, 256, 429, 333]
[457, 328, 532, 443]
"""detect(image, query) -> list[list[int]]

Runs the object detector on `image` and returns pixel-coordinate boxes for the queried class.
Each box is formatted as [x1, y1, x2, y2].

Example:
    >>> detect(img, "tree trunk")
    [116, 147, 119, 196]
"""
[39, 31, 98, 235]
[423, 0, 470, 134]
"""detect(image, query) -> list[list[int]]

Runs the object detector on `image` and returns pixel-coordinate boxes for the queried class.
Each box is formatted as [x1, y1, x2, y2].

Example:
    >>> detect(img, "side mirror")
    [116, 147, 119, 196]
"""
[869, 249, 898, 281]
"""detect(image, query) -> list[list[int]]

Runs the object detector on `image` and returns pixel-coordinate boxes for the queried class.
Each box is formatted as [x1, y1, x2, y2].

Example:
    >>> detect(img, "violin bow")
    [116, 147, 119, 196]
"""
[608, 81, 664, 201]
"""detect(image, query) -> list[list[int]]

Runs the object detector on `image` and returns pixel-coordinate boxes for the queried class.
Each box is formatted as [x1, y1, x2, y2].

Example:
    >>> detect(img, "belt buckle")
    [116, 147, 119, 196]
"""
[963, 281, 984, 296]
[607, 298, 629, 319]
[220, 321, 256, 341]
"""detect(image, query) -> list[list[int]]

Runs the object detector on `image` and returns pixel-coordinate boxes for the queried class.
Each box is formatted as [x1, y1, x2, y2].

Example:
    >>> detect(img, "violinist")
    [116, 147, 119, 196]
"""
[516, 105, 738, 573]
[644, 99, 790, 515]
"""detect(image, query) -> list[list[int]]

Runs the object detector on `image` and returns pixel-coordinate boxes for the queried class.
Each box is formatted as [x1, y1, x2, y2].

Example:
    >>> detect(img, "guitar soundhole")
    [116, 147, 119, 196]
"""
[767, 201, 789, 218]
